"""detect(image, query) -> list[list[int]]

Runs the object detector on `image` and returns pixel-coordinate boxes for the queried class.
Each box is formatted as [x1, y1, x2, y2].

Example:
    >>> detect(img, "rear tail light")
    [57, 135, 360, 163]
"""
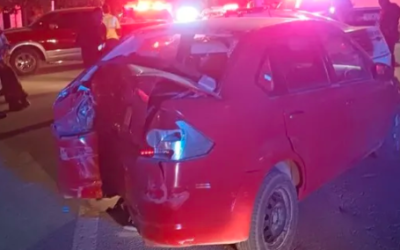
[140, 120, 214, 161]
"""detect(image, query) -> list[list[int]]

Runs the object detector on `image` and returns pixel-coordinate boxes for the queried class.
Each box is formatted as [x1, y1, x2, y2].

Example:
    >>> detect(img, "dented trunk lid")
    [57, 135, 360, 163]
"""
[94, 63, 214, 148]
[92, 63, 215, 195]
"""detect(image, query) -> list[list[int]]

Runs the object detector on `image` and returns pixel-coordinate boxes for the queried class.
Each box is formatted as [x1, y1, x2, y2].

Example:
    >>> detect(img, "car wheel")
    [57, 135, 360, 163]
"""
[384, 111, 400, 156]
[237, 170, 298, 250]
[85, 196, 120, 212]
[10, 48, 40, 76]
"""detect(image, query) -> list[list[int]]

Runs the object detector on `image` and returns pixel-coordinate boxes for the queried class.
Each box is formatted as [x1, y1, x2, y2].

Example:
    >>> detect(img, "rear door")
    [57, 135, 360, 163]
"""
[268, 23, 353, 192]
[319, 26, 398, 157]
[318, 24, 388, 160]
[45, 11, 90, 61]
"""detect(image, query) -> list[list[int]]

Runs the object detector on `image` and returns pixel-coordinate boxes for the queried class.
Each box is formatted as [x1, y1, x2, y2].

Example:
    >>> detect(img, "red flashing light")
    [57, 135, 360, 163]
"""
[139, 148, 175, 158]
[140, 149, 155, 157]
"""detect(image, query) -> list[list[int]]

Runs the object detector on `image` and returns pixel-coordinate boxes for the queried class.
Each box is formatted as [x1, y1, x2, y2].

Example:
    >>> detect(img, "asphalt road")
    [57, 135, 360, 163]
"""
[1, 60, 400, 250]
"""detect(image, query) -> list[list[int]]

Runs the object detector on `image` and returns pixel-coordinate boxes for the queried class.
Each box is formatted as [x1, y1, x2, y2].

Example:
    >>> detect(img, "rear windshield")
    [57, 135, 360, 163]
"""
[103, 30, 240, 82]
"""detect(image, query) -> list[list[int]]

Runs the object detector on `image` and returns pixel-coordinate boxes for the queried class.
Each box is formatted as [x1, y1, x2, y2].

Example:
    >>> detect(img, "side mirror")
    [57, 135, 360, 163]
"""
[372, 63, 394, 81]
[49, 23, 58, 30]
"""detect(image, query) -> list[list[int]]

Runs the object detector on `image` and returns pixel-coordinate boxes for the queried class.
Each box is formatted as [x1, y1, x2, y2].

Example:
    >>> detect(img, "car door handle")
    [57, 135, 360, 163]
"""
[288, 110, 305, 119]
[346, 100, 355, 105]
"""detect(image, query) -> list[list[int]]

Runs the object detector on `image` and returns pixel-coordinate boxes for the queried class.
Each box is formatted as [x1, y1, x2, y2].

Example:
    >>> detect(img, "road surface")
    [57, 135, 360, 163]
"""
[1, 63, 400, 250]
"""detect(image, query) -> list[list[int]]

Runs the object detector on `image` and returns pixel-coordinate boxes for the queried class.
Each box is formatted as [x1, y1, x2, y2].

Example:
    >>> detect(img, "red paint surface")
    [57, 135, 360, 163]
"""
[55, 131, 103, 199]
[53, 20, 400, 248]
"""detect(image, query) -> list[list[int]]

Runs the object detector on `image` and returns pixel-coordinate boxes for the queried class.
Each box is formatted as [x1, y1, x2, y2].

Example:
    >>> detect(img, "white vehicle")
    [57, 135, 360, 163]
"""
[276, 0, 381, 26]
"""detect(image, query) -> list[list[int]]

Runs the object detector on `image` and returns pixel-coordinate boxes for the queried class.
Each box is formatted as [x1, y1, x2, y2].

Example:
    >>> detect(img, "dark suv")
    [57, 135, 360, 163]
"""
[4, 8, 95, 75]
[4, 7, 167, 75]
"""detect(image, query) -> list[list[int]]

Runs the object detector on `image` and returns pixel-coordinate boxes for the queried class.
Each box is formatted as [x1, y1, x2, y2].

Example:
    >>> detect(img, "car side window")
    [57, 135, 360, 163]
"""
[267, 34, 329, 92]
[31, 12, 56, 28]
[257, 55, 275, 93]
[54, 12, 87, 29]
[320, 31, 371, 83]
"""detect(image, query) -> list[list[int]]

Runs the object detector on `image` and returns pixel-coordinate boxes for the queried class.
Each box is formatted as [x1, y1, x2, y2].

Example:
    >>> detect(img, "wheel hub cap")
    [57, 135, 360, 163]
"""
[263, 189, 290, 247]
[15, 53, 36, 73]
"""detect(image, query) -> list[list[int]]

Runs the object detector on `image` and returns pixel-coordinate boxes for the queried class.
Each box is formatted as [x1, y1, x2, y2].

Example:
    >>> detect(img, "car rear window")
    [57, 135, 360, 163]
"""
[104, 31, 239, 82]
[30, 10, 92, 29]
[56, 11, 91, 29]
[268, 34, 329, 91]
[139, 33, 237, 81]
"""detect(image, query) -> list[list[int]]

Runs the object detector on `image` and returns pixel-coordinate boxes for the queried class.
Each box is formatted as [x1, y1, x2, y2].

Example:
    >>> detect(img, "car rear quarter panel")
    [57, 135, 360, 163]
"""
[138, 33, 304, 242]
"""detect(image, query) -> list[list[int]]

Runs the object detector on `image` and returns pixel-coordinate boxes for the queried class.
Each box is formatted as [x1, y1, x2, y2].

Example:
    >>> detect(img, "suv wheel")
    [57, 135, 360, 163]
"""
[10, 48, 40, 76]
[237, 170, 298, 250]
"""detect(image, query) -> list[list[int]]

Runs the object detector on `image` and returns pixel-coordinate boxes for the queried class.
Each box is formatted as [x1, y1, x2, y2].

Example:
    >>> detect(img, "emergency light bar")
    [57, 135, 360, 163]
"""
[124, 1, 172, 12]
[223, 7, 269, 17]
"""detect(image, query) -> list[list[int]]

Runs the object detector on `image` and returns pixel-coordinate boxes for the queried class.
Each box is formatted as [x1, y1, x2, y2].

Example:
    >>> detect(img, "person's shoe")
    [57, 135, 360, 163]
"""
[8, 99, 30, 112]
[20, 99, 30, 109]
[0, 89, 4, 96]
[0, 112, 6, 119]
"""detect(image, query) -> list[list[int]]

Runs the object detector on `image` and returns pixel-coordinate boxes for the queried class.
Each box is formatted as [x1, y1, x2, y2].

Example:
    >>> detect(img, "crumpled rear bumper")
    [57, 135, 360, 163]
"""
[54, 130, 103, 199]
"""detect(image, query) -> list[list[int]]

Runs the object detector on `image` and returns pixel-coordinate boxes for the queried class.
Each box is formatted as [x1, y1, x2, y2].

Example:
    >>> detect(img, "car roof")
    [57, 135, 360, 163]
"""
[51, 7, 95, 14]
[140, 17, 299, 34]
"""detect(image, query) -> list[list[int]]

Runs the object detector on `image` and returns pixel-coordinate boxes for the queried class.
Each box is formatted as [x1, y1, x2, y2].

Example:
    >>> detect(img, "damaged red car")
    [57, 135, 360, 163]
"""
[53, 17, 400, 250]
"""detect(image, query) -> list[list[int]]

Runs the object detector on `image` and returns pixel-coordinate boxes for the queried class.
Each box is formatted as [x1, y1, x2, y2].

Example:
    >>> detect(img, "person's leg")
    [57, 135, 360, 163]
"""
[81, 48, 91, 68]
[104, 39, 118, 54]
[82, 47, 101, 68]
[2, 65, 29, 111]
[391, 44, 396, 67]
[388, 39, 397, 67]
[0, 65, 16, 109]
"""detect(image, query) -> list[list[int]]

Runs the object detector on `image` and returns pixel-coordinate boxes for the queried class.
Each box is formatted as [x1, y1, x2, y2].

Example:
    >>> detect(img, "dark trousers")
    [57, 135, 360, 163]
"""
[0, 63, 27, 107]
[81, 46, 101, 68]
[384, 35, 398, 67]
[105, 39, 119, 53]
[388, 41, 397, 67]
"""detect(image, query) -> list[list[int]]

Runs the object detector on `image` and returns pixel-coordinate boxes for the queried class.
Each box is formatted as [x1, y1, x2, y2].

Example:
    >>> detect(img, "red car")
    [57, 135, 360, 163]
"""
[53, 17, 400, 249]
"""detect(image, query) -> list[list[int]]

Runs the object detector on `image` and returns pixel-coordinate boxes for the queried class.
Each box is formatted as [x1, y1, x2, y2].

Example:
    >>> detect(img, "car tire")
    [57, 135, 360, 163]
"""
[85, 196, 120, 212]
[378, 108, 400, 158]
[236, 170, 298, 250]
[10, 48, 40, 76]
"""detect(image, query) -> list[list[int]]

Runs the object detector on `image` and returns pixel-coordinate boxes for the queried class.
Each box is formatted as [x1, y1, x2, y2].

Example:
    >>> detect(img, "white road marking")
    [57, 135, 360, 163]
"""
[117, 229, 139, 238]
[71, 205, 100, 250]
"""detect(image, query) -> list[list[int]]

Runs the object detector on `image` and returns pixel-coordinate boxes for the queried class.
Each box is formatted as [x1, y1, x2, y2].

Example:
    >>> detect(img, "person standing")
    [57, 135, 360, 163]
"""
[77, 7, 106, 68]
[0, 29, 29, 112]
[102, 4, 121, 52]
[379, 0, 400, 67]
